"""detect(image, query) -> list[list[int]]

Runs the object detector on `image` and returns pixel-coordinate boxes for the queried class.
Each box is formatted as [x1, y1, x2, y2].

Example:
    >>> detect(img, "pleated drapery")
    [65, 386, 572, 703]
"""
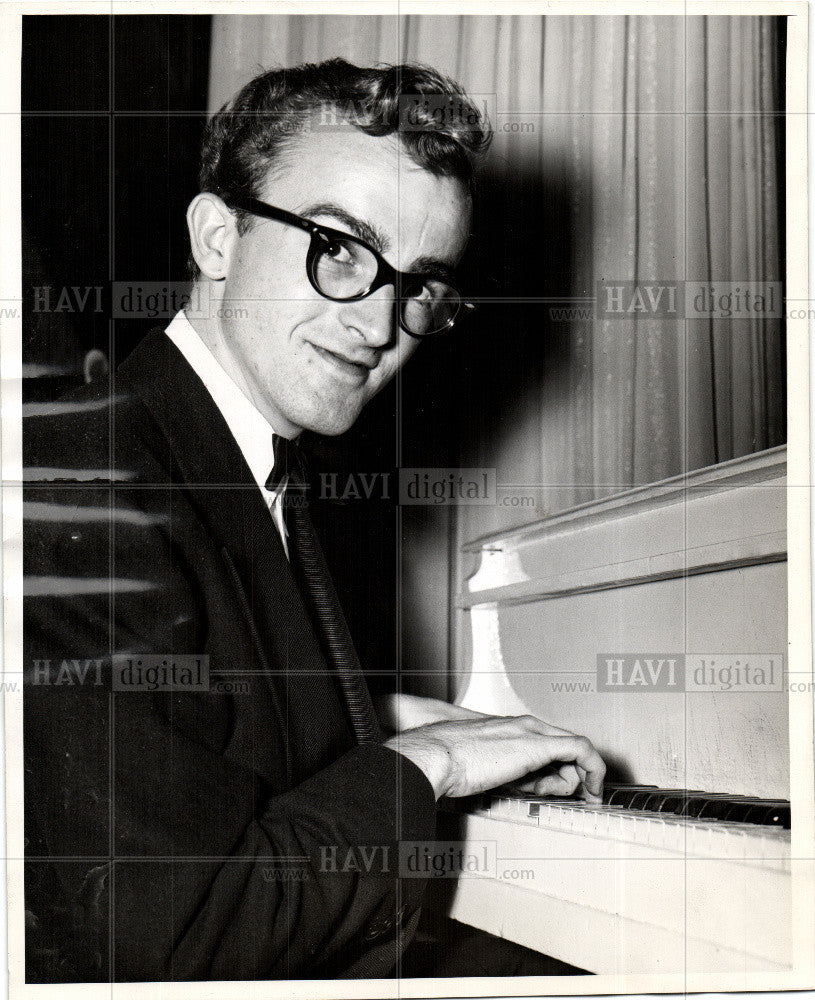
[209, 14, 784, 526]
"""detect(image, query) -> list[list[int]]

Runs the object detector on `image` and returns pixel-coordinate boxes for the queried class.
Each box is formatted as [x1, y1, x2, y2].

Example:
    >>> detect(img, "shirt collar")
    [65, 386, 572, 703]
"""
[164, 309, 280, 494]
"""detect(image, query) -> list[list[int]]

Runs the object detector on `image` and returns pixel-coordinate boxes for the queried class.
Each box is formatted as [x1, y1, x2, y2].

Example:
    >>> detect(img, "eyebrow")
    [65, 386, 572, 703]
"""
[300, 201, 458, 282]
[300, 202, 391, 256]
[409, 255, 457, 283]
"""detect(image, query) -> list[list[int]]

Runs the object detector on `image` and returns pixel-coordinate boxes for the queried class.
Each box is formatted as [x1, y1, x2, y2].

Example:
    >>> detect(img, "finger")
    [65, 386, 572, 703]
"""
[499, 769, 601, 801]
[538, 762, 581, 796]
[533, 772, 577, 796]
[512, 777, 541, 793]
[558, 763, 581, 792]
[566, 737, 606, 797]
[574, 763, 604, 804]
[533, 734, 606, 798]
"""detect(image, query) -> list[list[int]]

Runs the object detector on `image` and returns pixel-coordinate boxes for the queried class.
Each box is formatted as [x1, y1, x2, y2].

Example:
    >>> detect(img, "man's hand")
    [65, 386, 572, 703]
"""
[374, 692, 486, 733]
[385, 713, 605, 803]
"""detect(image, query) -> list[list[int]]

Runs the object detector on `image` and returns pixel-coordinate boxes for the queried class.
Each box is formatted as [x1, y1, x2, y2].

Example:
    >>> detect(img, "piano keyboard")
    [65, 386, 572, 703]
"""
[600, 783, 790, 828]
[439, 784, 792, 974]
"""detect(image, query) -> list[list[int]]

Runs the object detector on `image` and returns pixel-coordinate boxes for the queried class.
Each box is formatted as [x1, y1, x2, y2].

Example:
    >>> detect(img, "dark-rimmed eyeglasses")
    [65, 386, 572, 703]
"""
[227, 196, 474, 338]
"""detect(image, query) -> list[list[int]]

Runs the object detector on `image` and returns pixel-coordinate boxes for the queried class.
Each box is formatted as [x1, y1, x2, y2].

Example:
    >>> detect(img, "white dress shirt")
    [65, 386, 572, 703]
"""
[165, 309, 290, 557]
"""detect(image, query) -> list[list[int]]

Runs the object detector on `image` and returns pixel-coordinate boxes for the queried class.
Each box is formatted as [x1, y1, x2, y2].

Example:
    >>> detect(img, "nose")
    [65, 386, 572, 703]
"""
[336, 286, 397, 349]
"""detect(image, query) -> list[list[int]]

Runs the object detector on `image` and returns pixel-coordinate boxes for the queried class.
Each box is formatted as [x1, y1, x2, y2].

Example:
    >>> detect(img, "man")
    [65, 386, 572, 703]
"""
[23, 58, 604, 982]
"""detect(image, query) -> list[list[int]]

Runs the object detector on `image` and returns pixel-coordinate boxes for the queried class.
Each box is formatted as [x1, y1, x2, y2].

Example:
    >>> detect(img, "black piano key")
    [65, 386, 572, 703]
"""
[645, 794, 686, 814]
[629, 790, 662, 809]
[737, 801, 792, 828]
[646, 791, 701, 817]
[766, 804, 791, 829]
[639, 790, 696, 813]
[641, 791, 672, 809]
[684, 795, 722, 818]
[649, 795, 677, 812]
[677, 792, 735, 817]
[741, 803, 774, 825]
[509, 783, 791, 828]
[697, 798, 742, 821]
[720, 799, 766, 823]
[604, 785, 659, 807]
[606, 788, 639, 807]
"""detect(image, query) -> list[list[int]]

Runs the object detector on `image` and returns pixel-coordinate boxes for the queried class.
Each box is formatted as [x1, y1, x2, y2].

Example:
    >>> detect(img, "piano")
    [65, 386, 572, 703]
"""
[439, 783, 791, 974]
[436, 447, 811, 976]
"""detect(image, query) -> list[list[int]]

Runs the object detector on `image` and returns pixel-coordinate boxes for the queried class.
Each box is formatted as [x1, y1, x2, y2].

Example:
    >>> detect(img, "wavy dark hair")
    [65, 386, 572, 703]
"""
[192, 58, 492, 273]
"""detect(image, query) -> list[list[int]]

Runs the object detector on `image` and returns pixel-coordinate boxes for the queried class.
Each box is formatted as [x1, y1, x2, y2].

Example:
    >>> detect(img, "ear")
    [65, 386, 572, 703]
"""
[186, 193, 237, 280]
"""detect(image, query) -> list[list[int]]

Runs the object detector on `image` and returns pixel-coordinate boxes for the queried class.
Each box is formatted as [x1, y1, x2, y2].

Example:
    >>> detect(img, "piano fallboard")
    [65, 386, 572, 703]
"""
[439, 788, 791, 975]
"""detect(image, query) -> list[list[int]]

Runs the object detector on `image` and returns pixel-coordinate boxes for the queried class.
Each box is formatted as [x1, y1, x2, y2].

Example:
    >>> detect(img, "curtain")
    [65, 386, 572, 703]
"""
[209, 14, 784, 697]
[209, 14, 784, 529]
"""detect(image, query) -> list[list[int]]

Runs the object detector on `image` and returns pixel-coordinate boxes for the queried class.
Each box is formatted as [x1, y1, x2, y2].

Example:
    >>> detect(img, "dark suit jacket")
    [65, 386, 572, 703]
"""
[23, 328, 436, 982]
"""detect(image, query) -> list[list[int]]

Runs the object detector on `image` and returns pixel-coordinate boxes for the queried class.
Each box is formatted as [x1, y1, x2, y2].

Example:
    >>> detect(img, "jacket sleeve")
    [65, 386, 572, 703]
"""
[114, 712, 436, 980]
[23, 474, 437, 982]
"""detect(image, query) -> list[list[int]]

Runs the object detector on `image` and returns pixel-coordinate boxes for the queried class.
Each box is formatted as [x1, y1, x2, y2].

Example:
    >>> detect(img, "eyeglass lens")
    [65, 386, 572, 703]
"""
[311, 233, 459, 337]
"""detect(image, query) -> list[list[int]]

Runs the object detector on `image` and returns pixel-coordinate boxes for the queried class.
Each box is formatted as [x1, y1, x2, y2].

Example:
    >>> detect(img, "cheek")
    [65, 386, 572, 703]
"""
[231, 235, 308, 309]
[246, 298, 325, 353]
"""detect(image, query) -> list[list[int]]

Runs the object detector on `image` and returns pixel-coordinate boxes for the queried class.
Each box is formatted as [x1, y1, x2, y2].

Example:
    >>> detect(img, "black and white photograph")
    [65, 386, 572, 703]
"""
[1, 4, 813, 998]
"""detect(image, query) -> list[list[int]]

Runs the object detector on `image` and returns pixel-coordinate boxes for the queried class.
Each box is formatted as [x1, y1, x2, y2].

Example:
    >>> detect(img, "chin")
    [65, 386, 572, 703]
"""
[298, 405, 363, 437]
[313, 417, 359, 437]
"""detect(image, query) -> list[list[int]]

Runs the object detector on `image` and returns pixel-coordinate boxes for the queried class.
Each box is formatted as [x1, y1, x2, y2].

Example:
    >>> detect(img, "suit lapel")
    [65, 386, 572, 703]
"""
[117, 329, 356, 780]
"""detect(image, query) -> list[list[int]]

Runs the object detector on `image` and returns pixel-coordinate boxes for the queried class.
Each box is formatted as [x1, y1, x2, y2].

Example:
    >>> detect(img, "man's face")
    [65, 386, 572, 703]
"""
[216, 122, 472, 437]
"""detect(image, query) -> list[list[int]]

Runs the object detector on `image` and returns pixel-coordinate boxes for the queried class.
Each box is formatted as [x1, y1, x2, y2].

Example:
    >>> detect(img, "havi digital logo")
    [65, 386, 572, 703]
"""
[596, 654, 684, 692]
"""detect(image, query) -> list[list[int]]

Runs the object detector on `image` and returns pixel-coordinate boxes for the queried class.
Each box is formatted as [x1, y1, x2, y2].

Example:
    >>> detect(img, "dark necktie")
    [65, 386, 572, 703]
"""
[266, 434, 381, 745]
[266, 433, 307, 492]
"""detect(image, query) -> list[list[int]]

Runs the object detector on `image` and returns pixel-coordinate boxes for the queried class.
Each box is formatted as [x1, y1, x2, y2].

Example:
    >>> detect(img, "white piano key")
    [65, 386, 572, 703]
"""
[446, 801, 792, 974]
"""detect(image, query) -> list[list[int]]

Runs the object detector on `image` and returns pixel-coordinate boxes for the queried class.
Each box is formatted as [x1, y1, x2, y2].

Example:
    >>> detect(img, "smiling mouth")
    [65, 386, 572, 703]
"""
[311, 344, 374, 383]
